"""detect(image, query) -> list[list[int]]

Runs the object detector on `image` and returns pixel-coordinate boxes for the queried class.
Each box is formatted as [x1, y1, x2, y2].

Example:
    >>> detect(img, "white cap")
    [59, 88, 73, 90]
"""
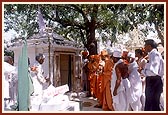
[113, 50, 122, 58]
[128, 52, 135, 58]
[122, 48, 128, 52]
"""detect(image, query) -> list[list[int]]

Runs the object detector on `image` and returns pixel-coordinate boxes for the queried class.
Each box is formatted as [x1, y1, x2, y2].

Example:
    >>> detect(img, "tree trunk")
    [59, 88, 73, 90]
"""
[86, 21, 98, 55]
[155, 24, 164, 47]
[85, 5, 98, 55]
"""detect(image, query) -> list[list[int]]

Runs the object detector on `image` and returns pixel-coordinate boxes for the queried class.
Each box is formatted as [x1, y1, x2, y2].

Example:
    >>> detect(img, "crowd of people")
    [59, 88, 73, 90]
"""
[81, 39, 164, 111]
[3, 39, 164, 111]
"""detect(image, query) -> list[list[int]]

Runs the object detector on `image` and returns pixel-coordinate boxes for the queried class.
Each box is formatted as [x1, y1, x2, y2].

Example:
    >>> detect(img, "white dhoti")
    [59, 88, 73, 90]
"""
[111, 59, 128, 111]
[128, 61, 142, 111]
[113, 89, 127, 111]
[32, 77, 43, 96]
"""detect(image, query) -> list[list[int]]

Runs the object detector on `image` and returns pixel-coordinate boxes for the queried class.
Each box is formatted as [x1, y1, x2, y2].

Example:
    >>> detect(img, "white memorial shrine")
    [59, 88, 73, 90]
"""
[8, 31, 83, 92]
[8, 31, 84, 111]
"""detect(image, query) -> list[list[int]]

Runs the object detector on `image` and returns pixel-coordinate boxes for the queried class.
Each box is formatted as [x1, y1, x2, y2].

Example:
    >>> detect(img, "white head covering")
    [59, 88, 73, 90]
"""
[113, 50, 122, 58]
[122, 48, 128, 52]
[128, 52, 135, 58]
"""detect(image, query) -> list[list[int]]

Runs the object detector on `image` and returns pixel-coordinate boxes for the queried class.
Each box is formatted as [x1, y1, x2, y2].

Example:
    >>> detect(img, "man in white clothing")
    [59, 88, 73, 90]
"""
[135, 49, 147, 110]
[142, 39, 164, 111]
[31, 53, 49, 96]
[127, 52, 142, 111]
[111, 50, 129, 111]
[4, 56, 17, 109]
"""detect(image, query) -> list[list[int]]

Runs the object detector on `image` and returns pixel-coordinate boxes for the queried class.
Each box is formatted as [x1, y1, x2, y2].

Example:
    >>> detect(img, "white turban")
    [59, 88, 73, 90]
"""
[128, 52, 135, 58]
[113, 50, 122, 58]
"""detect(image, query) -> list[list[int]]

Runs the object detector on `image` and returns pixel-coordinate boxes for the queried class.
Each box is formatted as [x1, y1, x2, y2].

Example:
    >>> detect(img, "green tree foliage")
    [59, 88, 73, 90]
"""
[4, 4, 164, 54]
[4, 4, 39, 37]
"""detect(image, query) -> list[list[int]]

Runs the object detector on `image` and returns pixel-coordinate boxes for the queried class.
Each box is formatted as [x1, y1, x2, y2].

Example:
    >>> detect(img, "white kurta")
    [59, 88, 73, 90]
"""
[31, 61, 46, 96]
[111, 59, 128, 111]
[128, 61, 142, 111]
[4, 62, 17, 99]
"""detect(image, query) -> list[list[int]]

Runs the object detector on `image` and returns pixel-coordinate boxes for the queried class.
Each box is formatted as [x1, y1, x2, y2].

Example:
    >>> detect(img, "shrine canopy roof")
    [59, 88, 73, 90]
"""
[9, 31, 79, 48]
